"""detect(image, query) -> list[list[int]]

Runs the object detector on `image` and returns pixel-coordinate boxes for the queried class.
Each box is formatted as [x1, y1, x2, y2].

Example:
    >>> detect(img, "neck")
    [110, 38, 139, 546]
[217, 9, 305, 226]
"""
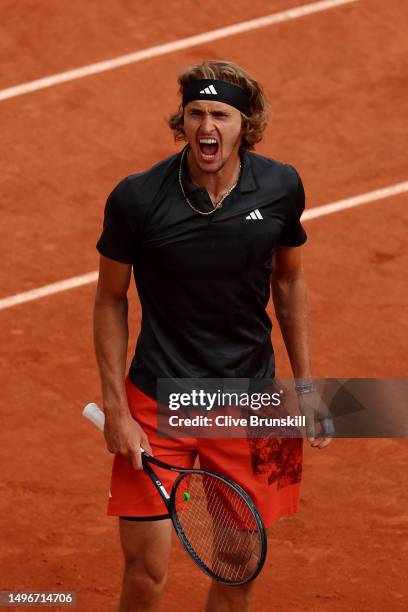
[187, 148, 241, 204]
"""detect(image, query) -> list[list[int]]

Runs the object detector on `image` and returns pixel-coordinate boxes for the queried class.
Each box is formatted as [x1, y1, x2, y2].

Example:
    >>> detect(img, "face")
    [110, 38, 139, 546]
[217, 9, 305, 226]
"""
[183, 100, 243, 173]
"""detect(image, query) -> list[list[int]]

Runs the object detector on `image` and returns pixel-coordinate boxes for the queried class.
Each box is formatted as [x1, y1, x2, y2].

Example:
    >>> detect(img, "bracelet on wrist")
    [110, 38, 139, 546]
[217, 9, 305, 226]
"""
[295, 382, 316, 395]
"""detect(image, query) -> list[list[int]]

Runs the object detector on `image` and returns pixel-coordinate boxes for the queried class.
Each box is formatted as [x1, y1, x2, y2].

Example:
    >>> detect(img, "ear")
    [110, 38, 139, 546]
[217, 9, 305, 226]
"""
[179, 111, 186, 140]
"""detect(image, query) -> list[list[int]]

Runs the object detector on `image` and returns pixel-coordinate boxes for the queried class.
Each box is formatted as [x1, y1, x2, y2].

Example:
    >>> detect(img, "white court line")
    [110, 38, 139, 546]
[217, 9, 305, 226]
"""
[0, 0, 359, 102]
[0, 179, 407, 311]
[302, 181, 408, 220]
[0, 272, 98, 310]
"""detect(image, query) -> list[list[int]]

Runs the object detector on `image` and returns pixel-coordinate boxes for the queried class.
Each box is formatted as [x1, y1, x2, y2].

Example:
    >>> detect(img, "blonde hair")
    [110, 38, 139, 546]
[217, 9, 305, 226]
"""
[168, 60, 270, 150]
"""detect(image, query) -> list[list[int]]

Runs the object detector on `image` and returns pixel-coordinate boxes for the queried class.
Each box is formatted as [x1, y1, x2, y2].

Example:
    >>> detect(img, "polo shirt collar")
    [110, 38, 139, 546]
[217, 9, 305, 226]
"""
[238, 150, 258, 193]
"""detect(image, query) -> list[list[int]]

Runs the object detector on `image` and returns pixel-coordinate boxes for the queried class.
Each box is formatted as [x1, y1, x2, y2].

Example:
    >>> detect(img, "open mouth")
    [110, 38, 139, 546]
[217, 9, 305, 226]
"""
[198, 138, 219, 159]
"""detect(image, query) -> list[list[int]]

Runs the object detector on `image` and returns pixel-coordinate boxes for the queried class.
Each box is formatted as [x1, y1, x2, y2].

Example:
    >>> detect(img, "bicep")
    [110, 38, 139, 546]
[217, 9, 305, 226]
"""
[96, 255, 132, 300]
[272, 244, 304, 283]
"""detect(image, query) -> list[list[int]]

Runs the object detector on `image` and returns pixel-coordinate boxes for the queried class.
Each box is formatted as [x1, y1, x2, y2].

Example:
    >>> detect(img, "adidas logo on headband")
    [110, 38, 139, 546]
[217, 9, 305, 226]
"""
[183, 79, 251, 115]
[199, 84, 218, 95]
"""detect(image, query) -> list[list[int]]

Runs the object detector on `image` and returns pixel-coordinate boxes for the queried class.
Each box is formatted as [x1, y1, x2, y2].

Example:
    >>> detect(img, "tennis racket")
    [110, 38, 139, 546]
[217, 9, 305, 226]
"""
[83, 402, 267, 585]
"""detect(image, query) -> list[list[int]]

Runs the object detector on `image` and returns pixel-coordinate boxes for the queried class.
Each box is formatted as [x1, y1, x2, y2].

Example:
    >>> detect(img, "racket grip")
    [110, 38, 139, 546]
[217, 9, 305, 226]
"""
[82, 402, 146, 455]
[83, 402, 105, 431]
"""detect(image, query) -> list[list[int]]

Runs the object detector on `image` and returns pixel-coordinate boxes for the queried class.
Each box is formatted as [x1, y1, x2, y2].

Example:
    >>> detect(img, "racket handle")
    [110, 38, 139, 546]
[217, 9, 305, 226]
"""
[83, 402, 105, 431]
[82, 402, 146, 454]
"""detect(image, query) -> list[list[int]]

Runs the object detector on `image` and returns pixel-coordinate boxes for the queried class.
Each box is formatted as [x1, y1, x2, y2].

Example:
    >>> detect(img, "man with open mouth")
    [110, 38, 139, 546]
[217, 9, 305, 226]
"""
[94, 60, 332, 612]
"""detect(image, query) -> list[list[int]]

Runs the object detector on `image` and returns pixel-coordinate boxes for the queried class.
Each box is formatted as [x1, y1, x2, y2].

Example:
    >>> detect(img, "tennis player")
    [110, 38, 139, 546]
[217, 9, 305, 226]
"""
[94, 60, 332, 612]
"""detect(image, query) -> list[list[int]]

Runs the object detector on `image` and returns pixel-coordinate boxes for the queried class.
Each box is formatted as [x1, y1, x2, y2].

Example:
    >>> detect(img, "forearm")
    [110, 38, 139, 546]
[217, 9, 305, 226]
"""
[271, 274, 311, 379]
[93, 289, 130, 415]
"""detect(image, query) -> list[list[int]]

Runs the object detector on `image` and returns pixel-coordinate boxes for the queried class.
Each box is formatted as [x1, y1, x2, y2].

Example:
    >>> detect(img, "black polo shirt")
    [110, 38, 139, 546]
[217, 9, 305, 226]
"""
[96, 147, 307, 398]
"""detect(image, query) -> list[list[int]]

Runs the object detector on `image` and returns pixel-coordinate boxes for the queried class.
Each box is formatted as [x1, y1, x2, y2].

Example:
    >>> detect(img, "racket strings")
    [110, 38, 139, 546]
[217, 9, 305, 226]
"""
[173, 473, 262, 583]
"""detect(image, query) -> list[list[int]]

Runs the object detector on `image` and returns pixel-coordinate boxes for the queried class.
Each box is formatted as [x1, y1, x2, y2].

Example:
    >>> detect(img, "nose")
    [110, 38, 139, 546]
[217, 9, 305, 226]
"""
[200, 111, 215, 133]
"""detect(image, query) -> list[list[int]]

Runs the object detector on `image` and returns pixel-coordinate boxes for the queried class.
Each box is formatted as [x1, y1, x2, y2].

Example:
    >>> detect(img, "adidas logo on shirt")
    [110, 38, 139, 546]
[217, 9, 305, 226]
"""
[245, 209, 263, 220]
[199, 84, 218, 95]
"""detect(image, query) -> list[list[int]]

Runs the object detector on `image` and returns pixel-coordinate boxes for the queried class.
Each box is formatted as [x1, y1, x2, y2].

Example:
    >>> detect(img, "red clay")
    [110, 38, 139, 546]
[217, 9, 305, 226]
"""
[1, 1, 407, 610]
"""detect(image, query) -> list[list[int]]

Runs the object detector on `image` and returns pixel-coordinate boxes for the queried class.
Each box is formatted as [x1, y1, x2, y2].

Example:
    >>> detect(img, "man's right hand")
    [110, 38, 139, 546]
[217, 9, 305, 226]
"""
[103, 409, 153, 470]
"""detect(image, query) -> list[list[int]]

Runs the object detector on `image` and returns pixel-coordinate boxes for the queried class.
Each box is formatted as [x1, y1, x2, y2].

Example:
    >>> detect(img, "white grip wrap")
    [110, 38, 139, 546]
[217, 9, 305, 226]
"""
[82, 402, 105, 431]
[82, 402, 145, 454]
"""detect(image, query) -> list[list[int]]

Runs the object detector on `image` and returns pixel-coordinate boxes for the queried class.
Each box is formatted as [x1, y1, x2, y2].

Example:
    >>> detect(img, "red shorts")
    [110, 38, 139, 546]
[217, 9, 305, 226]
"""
[108, 377, 303, 528]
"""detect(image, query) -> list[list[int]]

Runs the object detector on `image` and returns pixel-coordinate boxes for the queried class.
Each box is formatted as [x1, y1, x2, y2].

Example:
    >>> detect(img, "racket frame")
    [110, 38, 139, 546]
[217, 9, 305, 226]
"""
[168, 469, 267, 585]
[136, 451, 267, 585]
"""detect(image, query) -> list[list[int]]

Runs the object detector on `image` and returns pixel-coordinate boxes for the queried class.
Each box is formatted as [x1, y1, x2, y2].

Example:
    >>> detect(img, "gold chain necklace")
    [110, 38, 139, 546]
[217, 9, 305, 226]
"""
[178, 147, 241, 216]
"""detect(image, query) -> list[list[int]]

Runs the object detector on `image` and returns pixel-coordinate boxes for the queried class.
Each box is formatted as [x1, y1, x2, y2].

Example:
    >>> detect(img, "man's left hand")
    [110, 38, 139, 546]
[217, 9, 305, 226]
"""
[297, 387, 334, 449]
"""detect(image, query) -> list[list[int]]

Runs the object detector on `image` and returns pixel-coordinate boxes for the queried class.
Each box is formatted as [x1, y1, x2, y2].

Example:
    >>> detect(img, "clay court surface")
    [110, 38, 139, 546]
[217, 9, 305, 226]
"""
[1, 0, 407, 609]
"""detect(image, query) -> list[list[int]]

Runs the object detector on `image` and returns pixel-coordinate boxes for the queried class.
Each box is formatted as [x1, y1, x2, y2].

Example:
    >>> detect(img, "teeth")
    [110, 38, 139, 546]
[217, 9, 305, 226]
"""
[199, 138, 218, 144]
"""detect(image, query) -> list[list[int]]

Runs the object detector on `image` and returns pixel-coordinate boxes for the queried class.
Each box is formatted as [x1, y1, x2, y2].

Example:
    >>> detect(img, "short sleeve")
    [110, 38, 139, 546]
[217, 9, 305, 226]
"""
[96, 178, 138, 263]
[277, 165, 307, 247]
